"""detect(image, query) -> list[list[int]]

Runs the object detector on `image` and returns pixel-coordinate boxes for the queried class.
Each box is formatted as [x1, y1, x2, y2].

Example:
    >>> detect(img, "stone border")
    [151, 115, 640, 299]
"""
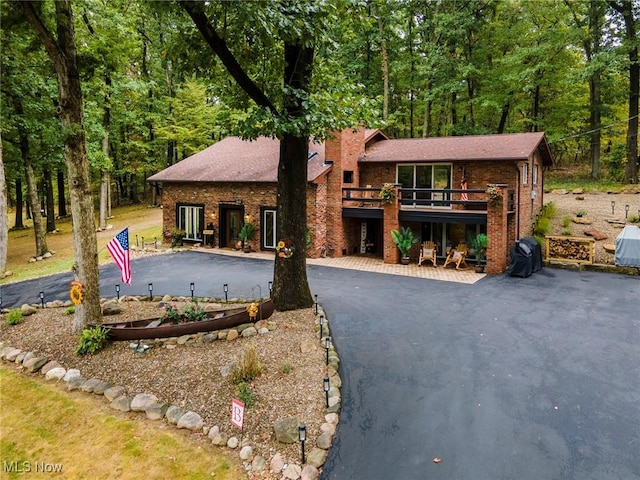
[0, 299, 341, 480]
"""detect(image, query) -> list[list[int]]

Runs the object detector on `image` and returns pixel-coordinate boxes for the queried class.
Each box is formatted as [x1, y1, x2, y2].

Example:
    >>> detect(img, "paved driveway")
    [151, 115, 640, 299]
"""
[2, 252, 639, 479]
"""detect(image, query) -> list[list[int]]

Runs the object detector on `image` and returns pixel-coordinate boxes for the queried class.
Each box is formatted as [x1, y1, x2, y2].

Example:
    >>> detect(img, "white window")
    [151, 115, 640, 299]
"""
[533, 164, 538, 185]
[178, 205, 203, 241]
[262, 209, 277, 249]
[522, 164, 528, 184]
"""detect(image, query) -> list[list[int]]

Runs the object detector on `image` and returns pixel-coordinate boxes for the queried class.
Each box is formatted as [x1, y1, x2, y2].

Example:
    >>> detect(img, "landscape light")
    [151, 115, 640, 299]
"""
[298, 424, 307, 464]
[315, 294, 318, 314]
[325, 336, 331, 365]
[190, 282, 195, 299]
[319, 314, 325, 338]
[223, 283, 228, 302]
[39, 291, 45, 309]
[324, 377, 330, 408]
[268, 281, 273, 297]
[611, 200, 615, 215]
[148, 283, 153, 300]
[625, 205, 629, 219]
[115, 284, 120, 300]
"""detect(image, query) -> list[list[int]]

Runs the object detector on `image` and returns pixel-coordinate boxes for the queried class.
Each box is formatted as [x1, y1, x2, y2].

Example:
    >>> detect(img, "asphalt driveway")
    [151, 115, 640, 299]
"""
[2, 252, 639, 479]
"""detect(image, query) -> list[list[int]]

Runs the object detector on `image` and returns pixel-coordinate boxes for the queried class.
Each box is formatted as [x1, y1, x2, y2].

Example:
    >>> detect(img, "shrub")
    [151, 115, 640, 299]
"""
[562, 217, 572, 228]
[65, 306, 75, 315]
[534, 217, 551, 236]
[182, 302, 206, 322]
[236, 382, 255, 408]
[7, 309, 22, 326]
[561, 228, 572, 236]
[230, 346, 264, 384]
[540, 202, 556, 219]
[159, 303, 181, 324]
[75, 326, 110, 355]
[575, 210, 587, 218]
[281, 362, 292, 374]
[628, 214, 640, 224]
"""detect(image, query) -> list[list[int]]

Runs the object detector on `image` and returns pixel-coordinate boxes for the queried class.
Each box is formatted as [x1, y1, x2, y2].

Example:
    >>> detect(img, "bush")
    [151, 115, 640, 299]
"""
[236, 382, 255, 408]
[281, 362, 292, 374]
[540, 202, 556, 219]
[629, 214, 640, 224]
[7, 309, 22, 326]
[561, 228, 572, 236]
[562, 217, 572, 228]
[159, 304, 181, 324]
[230, 346, 264, 384]
[75, 326, 110, 355]
[65, 306, 75, 315]
[182, 302, 206, 322]
[534, 217, 552, 236]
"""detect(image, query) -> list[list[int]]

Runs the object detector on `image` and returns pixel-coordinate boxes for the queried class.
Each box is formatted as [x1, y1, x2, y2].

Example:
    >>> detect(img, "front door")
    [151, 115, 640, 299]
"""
[219, 205, 243, 248]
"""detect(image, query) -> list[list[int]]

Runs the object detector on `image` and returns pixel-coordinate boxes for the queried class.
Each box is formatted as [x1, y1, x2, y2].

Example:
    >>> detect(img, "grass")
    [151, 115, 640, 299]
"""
[545, 166, 628, 192]
[0, 367, 244, 480]
[2, 204, 163, 284]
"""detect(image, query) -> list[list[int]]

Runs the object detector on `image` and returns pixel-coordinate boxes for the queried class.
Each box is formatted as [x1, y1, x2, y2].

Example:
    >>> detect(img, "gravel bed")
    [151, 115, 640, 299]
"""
[544, 190, 640, 264]
[0, 301, 329, 479]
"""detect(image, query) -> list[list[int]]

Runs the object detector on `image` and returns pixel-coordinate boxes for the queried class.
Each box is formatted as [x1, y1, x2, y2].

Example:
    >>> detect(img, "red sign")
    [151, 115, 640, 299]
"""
[231, 398, 245, 430]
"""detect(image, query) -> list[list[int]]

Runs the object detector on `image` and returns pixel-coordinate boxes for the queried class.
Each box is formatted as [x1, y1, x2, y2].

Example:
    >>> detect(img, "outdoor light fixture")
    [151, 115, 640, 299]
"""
[611, 200, 616, 214]
[39, 291, 45, 309]
[315, 294, 318, 314]
[324, 377, 330, 408]
[154, 237, 158, 249]
[298, 424, 307, 464]
[325, 336, 331, 365]
[268, 281, 273, 297]
[223, 283, 229, 302]
[625, 204, 630, 218]
[136, 234, 139, 247]
[190, 282, 195, 299]
[141, 236, 145, 249]
[319, 314, 325, 338]
[115, 284, 121, 300]
[148, 283, 153, 300]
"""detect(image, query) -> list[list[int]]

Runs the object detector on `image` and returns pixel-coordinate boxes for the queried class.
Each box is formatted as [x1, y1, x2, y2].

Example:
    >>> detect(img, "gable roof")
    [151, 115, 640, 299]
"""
[361, 132, 553, 166]
[147, 136, 329, 183]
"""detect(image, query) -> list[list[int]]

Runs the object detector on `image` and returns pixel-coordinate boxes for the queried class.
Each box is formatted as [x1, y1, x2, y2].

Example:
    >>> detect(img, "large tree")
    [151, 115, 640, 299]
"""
[0, 133, 7, 276]
[19, 0, 101, 332]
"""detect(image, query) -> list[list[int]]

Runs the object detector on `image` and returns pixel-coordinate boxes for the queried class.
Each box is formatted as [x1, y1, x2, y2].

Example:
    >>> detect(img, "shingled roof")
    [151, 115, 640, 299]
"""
[360, 132, 553, 166]
[147, 136, 329, 183]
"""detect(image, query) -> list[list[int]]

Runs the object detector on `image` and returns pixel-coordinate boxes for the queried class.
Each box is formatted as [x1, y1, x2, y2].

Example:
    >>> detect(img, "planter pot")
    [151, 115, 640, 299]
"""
[400, 256, 410, 265]
[243, 246, 252, 253]
[474, 265, 485, 273]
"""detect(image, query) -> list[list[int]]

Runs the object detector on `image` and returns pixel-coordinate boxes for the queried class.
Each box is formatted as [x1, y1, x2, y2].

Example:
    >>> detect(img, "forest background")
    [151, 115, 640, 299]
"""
[1, 0, 638, 273]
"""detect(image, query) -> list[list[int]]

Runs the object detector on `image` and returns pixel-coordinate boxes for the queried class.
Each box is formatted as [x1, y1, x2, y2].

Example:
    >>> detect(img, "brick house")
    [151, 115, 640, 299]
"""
[147, 128, 553, 274]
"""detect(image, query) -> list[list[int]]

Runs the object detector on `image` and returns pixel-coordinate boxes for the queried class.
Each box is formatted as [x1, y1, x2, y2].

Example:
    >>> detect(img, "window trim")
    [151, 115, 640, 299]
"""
[396, 163, 452, 208]
[522, 163, 529, 184]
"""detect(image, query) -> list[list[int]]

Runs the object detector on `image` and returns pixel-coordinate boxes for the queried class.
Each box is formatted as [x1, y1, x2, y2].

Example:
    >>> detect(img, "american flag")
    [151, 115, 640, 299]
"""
[107, 228, 131, 285]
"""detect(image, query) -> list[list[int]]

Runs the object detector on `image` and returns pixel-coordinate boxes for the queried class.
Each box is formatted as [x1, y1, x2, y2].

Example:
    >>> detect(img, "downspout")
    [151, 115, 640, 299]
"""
[515, 162, 521, 239]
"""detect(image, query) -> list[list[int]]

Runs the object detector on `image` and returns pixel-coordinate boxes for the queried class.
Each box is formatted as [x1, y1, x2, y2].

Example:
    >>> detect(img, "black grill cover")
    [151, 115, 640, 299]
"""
[508, 239, 534, 277]
[519, 236, 542, 273]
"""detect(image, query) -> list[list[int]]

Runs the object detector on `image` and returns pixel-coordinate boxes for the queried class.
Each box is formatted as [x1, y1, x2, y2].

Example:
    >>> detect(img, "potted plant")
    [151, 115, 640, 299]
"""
[239, 222, 256, 252]
[379, 183, 397, 205]
[471, 233, 488, 273]
[391, 226, 418, 264]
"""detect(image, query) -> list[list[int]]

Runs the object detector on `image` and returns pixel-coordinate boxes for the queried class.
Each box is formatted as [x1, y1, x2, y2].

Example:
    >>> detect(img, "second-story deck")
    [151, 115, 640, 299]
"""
[342, 187, 514, 224]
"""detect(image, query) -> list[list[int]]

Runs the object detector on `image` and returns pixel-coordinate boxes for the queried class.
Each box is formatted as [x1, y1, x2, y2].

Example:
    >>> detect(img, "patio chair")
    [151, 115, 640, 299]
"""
[443, 243, 469, 269]
[418, 241, 437, 267]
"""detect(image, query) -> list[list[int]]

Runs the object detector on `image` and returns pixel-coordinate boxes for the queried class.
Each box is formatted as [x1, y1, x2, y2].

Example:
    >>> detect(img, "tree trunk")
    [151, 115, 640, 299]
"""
[589, 70, 602, 179]
[0, 133, 7, 275]
[44, 167, 56, 232]
[57, 169, 67, 216]
[20, 0, 101, 332]
[375, 4, 389, 122]
[99, 73, 111, 229]
[14, 178, 24, 229]
[497, 100, 510, 134]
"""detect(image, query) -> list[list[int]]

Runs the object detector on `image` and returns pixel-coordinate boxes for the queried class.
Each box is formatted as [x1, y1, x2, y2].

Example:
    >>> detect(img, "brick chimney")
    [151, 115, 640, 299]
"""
[324, 128, 366, 257]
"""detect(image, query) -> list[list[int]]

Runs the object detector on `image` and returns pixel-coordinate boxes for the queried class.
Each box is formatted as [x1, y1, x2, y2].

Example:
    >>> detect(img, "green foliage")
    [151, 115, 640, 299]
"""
[236, 382, 256, 409]
[390, 227, 418, 257]
[159, 304, 181, 324]
[7, 309, 23, 326]
[75, 326, 110, 355]
[239, 222, 256, 242]
[182, 302, 206, 322]
[628, 214, 640, 224]
[602, 144, 627, 183]
[541, 202, 557, 218]
[65, 306, 75, 315]
[534, 217, 552, 236]
[230, 346, 265, 385]
[575, 210, 587, 217]
[561, 228, 572, 235]
[379, 184, 396, 204]
[471, 233, 489, 263]
[562, 217, 572, 228]
[281, 362, 292, 374]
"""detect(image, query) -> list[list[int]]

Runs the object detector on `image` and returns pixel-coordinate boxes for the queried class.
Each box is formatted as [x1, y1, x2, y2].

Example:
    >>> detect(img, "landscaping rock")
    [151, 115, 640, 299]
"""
[316, 432, 333, 450]
[210, 431, 228, 446]
[145, 403, 168, 420]
[603, 243, 616, 254]
[131, 393, 159, 411]
[274, 417, 300, 444]
[81, 378, 103, 393]
[306, 448, 328, 468]
[110, 395, 131, 412]
[104, 385, 126, 402]
[165, 405, 184, 425]
[177, 411, 204, 431]
[226, 329, 239, 341]
[251, 456, 267, 472]
[5, 348, 22, 362]
[239, 445, 253, 460]
[270, 453, 285, 473]
[572, 217, 592, 225]
[320, 423, 336, 435]
[63, 369, 81, 382]
[227, 436, 239, 449]
[283, 463, 302, 480]
[325, 413, 339, 425]
[67, 377, 86, 391]
[241, 327, 257, 338]
[584, 228, 608, 241]
[21, 304, 37, 316]
[102, 300, 123, 315]
[301, 465, 319, 480]
[92, 381, 113, 395]
[45, 367, 67, 381]
[40, 360, 62, 375]
[201, 333, 217, 343]
[23, 357, 48, 373]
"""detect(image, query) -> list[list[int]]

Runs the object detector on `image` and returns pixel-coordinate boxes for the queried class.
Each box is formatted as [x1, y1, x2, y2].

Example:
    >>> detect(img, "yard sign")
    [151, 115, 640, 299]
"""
[231, 397, 245, 430]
